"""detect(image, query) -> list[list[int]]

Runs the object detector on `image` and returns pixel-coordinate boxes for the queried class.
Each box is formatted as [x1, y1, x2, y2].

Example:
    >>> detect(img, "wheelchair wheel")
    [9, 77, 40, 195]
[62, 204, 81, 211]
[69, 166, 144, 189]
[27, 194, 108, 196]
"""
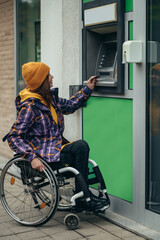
[0, 156, 59, 226]
[64, 213, 79, 230]
[57, 175, 75, 211]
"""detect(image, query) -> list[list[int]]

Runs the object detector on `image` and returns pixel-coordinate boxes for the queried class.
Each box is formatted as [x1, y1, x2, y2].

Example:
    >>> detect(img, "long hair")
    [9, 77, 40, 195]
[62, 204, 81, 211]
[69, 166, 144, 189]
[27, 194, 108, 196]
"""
[31, 74, 52, 109]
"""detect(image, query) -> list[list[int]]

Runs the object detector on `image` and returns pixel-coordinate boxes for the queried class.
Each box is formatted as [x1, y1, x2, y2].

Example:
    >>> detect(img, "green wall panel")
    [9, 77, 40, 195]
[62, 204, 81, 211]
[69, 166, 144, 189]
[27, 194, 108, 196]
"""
[83, 97, 133, 202]
[125, 0, 133, 12]
[129, 21, 133, 40]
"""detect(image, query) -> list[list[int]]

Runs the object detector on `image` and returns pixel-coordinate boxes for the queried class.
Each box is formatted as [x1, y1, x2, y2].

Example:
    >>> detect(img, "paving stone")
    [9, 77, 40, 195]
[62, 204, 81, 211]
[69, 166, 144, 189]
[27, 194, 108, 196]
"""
[75, 225, 107, 237]
[54, 211, 68, 219]
[9, 226, 36, 234]
[54, 217, 64, 224]
[2, 221, 19, 228]
[87, 219, 126, 236]
[39, 223, 68, 235]
[0, 224, 15, 237]
[52, 230, 85, 240]
[87, 217, 112, 227]
[86, 232, 120, 240]
[76, 221, 95, 229]
[0, 206, 7, 216]
[0, 214, 14, 224]
[53, 212, 66, 224]
[123, 235, 147, 240]
[93, 220, 125, 232]
[80, 214, 104, 224]
[32, 237, 53, 240]
[0, 235, 22, 240]
[109, 228, 136, 238]
[38, 218, 60, 228]
[17, 229, 48, 239]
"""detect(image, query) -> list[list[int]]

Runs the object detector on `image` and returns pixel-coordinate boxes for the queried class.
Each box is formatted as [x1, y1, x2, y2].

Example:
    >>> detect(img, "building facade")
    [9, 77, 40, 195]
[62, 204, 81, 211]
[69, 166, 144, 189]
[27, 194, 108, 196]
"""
[0, 0, 14, 159]
[1, 0, 160, 235]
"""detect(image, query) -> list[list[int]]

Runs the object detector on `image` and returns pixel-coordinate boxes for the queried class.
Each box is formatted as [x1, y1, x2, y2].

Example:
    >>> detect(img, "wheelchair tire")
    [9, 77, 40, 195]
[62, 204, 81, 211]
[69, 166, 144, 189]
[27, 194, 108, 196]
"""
[64, 213, 79, 230]
[0, 156, 59, 226]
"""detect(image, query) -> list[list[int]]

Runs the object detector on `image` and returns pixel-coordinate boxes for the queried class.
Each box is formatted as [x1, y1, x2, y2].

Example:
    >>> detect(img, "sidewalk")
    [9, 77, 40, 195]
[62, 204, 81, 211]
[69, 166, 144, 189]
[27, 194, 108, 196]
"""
[0, 201, 146, 240]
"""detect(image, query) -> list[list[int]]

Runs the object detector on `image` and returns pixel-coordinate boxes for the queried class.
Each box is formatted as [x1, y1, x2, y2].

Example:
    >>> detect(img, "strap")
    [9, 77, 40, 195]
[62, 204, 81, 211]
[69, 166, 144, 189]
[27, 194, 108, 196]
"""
[2, 133, 9, 142]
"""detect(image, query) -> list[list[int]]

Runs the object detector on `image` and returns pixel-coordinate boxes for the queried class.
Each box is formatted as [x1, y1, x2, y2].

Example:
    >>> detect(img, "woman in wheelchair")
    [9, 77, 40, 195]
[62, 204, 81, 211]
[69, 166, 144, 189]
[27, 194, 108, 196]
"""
[6, 62, 110, 213]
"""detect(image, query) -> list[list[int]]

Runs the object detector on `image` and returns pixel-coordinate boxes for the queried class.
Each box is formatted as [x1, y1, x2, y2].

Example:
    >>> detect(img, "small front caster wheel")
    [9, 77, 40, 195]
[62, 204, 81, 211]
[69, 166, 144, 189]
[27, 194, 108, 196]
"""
[64, 213, 79, 230]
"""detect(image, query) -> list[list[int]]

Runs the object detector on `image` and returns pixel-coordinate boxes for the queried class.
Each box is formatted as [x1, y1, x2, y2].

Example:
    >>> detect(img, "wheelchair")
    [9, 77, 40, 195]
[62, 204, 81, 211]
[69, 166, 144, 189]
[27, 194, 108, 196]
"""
[0, 154, 110, 230]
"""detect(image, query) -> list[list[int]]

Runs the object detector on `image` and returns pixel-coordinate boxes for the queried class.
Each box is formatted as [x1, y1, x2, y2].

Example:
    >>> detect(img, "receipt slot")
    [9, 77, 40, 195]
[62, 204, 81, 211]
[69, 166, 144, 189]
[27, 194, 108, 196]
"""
[82, 0, 125, 94]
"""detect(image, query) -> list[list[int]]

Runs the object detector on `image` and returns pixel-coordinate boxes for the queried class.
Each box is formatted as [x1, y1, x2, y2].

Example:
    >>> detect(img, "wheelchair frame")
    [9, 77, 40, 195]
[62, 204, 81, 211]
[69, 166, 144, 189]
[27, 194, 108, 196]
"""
[0, 154, 110, 229]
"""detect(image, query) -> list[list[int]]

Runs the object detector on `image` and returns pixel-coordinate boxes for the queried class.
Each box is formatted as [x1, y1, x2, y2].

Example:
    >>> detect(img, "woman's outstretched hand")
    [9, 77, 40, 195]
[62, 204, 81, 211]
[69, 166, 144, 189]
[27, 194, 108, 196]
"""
[31, 158, 45, 172]
[87, 76, 98, 90]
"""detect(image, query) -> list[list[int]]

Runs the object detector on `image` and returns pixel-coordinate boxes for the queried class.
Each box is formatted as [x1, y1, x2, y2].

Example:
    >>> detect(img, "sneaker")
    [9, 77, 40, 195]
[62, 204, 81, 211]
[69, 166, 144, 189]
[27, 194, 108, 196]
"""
[75, 198, 91, 212]
[76, 197, 108, 212]
[89, 191, 110, 206]
[89, 198, 109, 212]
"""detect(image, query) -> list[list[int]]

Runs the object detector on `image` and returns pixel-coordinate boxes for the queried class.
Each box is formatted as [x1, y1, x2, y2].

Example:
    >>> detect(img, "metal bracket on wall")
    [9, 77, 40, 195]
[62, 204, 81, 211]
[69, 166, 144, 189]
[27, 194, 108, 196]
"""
[69, 85, 83, 98]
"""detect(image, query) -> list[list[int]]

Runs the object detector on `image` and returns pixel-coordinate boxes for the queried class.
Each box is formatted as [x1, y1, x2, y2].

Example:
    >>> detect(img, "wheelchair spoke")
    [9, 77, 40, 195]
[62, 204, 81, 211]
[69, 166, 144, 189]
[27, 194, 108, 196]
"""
[1, 157, 59, 226]
[4, 189, 25, 206]
[58, 176, 75, 211]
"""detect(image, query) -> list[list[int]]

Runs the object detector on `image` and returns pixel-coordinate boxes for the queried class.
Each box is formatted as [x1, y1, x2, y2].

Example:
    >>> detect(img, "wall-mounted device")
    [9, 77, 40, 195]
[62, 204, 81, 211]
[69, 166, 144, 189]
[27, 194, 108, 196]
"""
[82, 0, 124, 95]
[122, 40, 143, 64]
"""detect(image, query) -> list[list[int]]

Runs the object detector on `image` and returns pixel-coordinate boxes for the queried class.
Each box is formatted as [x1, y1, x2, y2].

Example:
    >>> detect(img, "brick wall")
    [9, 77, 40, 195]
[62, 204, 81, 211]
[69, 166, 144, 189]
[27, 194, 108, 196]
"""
[0, 0, 14, 159]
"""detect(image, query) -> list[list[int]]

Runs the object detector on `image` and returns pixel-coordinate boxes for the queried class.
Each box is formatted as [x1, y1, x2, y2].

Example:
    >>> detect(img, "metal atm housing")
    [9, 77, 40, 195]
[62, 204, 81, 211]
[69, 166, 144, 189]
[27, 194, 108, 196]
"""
[82, 0, 124, 94]
[95, 40, 117, 87]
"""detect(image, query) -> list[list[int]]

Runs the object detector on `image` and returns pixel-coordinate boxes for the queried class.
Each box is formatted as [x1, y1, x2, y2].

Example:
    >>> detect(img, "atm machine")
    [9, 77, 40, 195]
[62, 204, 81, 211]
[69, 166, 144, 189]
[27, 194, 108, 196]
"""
[81, 0, 133, 206]
[82, 0, 124, 94]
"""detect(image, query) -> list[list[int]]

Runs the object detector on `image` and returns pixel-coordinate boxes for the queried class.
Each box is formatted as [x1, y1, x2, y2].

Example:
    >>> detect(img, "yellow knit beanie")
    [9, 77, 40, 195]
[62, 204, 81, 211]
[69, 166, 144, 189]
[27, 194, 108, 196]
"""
[22, 62, 50, 90]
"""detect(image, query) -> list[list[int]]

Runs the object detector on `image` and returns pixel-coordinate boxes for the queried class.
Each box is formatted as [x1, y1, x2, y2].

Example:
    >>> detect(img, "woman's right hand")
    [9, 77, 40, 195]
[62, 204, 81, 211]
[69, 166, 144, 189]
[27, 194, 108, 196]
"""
[31, 158, 45, 172]
[87, 76, 98, 90]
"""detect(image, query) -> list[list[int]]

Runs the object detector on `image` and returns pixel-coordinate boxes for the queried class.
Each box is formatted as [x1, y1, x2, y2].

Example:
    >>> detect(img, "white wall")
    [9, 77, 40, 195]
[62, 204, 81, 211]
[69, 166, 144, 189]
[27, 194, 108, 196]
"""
[41, 0, 82, 141]
[41, 0, 62, 88]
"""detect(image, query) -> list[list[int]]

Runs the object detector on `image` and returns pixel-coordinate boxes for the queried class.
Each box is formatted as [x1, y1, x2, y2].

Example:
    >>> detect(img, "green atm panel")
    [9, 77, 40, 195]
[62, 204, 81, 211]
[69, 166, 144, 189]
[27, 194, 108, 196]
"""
[83, 97, 133, 202]
[125, 0, 133, 12]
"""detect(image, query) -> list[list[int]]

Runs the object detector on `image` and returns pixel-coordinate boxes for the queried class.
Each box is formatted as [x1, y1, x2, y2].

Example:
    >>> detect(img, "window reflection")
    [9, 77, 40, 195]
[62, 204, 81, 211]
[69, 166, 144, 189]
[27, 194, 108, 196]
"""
[16, 0, 40, 93]
[147, 0, 160, 213]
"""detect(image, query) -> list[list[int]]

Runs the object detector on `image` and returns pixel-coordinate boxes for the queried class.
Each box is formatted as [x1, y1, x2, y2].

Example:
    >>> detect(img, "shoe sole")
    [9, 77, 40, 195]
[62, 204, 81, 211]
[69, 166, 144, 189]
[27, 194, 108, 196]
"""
[95, 204, 110, 212]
